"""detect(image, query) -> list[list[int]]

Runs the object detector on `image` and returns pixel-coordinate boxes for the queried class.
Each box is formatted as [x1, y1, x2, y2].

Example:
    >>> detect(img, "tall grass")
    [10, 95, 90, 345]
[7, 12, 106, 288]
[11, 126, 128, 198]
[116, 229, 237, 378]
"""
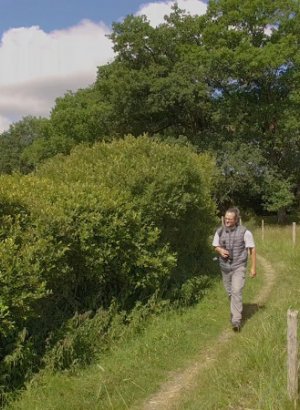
[9, 224, 294, 410]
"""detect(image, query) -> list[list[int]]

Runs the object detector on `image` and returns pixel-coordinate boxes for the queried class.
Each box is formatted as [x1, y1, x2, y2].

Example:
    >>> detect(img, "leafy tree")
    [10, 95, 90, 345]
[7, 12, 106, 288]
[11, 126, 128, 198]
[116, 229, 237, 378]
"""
[1, 0, 299, 214]
[0, 116, 51, 174]
[21, 133, 75, 168]
[214, 142, 266, 211]
[94, 1, 298, 214]
[95, 9, 214, 141]
[203, 0, 299, 162]
[50, 87, 113, 143]
[203, 0, 300, 213]
[262, 173, 295, 222]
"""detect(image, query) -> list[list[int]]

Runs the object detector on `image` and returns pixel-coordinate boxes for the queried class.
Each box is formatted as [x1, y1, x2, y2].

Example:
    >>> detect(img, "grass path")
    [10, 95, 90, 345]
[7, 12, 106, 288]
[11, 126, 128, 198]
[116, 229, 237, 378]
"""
[140, 254, 276, 410]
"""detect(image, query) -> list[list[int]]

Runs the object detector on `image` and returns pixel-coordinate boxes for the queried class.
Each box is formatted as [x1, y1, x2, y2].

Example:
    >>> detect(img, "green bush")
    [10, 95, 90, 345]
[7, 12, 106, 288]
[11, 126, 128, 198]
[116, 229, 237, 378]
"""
[37, 135, 217, 283]
[0, 135, 216, 389]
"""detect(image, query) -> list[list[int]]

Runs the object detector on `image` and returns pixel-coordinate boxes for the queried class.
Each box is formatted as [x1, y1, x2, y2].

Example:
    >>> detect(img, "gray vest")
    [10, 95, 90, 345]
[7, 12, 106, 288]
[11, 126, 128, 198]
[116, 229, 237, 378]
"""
[217, 225, 248, 272]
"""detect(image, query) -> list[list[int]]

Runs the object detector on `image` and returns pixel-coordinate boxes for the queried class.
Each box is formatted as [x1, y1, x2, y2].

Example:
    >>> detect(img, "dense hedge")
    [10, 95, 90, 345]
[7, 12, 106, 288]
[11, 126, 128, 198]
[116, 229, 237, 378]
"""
[0, 135, 216, 388]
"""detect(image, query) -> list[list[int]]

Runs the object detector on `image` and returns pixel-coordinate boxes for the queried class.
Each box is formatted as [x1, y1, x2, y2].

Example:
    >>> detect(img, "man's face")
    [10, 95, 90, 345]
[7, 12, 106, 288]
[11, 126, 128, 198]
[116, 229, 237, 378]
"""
[224, 212, 237, 228]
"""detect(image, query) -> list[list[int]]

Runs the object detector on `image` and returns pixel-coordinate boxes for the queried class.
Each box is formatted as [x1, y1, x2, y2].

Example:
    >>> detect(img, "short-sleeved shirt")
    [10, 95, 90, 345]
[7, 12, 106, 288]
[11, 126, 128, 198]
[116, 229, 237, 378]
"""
[212, 229, 255, 248]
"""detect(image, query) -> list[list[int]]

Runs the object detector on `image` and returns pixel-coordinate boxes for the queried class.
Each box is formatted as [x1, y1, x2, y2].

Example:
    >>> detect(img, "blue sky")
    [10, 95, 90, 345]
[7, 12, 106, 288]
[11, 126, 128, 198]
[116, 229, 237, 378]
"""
[0, 0, 207, 132]
[0, 0, 159, 36]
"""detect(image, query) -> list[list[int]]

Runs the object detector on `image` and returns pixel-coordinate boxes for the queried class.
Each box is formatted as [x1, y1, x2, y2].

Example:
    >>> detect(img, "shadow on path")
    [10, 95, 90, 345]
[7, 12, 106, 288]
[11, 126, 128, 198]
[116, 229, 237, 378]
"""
[241, 303, 265, 328]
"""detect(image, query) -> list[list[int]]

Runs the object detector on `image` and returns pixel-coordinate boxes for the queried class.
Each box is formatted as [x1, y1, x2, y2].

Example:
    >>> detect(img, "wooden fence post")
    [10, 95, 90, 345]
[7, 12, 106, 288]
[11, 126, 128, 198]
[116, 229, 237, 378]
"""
[292, 222, 296, 247]
[262, 219, 264, 241]
[287, 309, 298, 405]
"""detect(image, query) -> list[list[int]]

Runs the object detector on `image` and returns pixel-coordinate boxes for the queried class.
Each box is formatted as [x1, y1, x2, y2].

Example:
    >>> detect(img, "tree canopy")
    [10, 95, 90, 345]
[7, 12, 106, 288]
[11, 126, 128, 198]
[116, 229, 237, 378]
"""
[0, 0, 299, 215]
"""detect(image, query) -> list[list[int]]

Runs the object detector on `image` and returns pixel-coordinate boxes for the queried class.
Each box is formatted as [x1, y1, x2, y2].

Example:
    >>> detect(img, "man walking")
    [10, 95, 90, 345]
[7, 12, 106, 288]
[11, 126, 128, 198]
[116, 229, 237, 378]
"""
[212, 207, 256, 331]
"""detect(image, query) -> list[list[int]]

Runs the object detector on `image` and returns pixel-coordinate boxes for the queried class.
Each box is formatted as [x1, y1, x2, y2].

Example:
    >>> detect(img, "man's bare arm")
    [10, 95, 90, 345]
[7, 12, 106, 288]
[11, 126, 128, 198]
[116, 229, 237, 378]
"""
[249, 247, 256, 277]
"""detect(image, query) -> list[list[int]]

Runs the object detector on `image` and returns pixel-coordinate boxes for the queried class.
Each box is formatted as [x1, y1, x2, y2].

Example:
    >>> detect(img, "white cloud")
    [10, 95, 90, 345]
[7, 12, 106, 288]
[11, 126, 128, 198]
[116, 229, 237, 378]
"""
[135, 0, 207, 27]
[0, 21, 114, 85]
[0, 72, 97, 118]
[0, 1, 208, 133]
[0, 20, 114, 132]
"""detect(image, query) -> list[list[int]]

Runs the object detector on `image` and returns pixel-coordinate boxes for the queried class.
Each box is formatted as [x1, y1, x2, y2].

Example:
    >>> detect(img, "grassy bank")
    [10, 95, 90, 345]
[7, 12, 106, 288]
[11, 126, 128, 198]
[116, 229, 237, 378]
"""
[9, 225, 295, 409]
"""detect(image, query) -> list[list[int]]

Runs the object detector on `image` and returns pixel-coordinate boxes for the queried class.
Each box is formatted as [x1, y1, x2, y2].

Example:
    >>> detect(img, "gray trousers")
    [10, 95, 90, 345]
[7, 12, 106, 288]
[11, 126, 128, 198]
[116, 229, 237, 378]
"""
[221, 266, 246, 324]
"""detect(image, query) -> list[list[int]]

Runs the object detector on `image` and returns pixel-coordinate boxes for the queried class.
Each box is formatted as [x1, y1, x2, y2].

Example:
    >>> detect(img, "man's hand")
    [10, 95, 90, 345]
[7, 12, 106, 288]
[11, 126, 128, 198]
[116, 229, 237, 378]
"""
[216, 247, 229, 259]
[249, 269, 256, 278]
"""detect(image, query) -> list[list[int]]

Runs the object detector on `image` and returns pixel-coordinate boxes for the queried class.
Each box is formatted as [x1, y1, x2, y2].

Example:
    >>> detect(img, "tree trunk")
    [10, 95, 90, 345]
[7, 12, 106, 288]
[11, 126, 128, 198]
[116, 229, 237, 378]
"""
[277, 208, 287, 224]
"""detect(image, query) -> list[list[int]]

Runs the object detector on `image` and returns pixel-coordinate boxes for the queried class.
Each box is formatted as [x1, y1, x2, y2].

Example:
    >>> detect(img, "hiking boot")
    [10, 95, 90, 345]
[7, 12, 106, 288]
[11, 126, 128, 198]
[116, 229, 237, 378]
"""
[232, 322, 241, 332]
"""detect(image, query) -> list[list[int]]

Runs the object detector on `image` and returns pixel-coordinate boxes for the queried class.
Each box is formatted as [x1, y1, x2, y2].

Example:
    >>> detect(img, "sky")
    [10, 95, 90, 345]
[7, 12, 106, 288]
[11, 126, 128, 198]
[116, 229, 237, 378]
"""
[0, 0, 208, 133]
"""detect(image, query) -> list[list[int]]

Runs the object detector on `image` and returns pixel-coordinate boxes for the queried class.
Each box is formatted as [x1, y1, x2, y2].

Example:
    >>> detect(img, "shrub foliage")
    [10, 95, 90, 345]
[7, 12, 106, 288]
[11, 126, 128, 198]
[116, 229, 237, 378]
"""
[0, 136, 216, 390]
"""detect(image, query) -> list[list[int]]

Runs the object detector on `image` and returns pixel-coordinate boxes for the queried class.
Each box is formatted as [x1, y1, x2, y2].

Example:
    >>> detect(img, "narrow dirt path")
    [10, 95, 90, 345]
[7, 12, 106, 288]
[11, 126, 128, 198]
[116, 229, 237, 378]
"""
[140, 254, 276, 410]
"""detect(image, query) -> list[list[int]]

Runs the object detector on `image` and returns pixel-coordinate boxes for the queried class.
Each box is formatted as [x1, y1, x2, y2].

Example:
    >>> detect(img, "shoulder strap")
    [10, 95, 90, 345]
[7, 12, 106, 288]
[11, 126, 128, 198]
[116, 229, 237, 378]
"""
[218, 225, 246, 236]
[238, 225, 247, 234]
[217, 226, 224, 236]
